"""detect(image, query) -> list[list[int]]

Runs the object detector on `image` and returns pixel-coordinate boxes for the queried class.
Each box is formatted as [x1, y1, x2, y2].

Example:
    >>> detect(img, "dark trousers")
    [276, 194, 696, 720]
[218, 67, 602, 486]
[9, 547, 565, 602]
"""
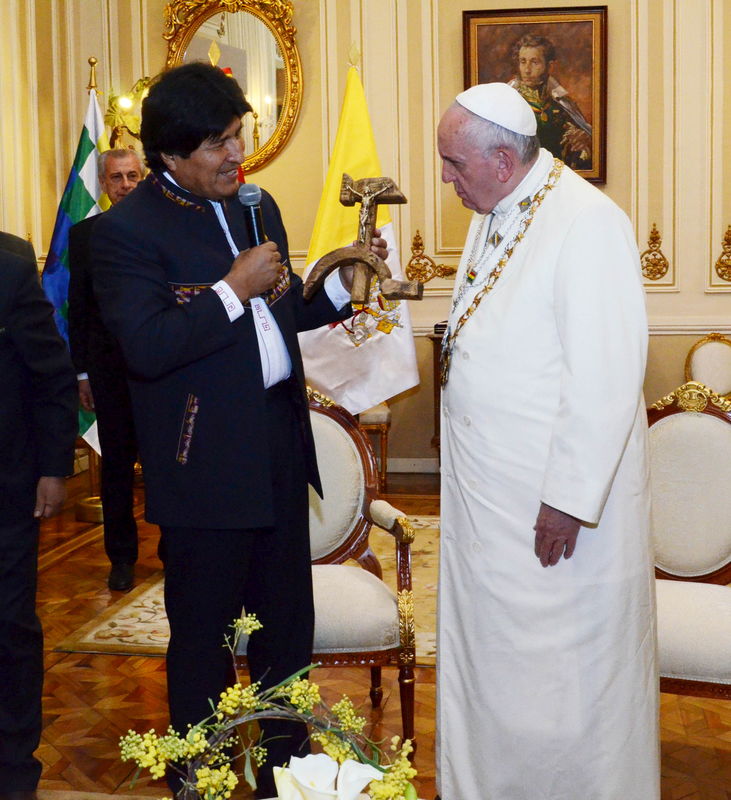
[89, 365, 138, 565]
[0, 508, 43, 790]
[162, 380, 314, 797]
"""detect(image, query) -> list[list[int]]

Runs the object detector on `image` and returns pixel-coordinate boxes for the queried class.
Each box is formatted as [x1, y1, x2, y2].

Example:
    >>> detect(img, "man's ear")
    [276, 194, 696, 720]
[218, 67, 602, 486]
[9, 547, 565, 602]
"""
[494, 149, 516, 184]
[160, 152, 176, 172]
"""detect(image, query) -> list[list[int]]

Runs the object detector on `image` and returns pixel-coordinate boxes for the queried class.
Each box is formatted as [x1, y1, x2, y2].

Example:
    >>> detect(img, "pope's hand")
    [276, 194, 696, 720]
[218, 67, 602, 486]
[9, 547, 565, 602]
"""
[225, 241, 281, 302]
[533, 502, 581, 567]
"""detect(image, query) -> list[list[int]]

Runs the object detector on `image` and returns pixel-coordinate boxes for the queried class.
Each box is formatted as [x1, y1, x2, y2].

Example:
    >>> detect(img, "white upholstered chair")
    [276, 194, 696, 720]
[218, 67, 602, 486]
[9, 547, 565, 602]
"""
[237, 388, 416, 742]
[649, 382, 731, 697]
[684, 332, 731, 397]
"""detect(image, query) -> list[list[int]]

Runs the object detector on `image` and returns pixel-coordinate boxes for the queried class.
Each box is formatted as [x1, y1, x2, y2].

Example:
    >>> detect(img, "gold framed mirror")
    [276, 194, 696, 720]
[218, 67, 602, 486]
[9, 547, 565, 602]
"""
[164, 0, 302, 173]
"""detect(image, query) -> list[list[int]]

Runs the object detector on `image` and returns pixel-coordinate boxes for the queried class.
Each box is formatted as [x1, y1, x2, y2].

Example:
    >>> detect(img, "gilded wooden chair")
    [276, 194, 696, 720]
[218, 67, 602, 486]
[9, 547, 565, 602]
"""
[649, 381, 731, 697]
[237, 388, 416, 742]
[684, 332, 731, 397]
[358, 402, 391, 492]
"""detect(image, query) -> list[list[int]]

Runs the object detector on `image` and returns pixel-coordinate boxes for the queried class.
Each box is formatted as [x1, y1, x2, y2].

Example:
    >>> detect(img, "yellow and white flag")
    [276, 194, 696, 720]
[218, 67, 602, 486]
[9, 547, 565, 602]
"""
[299, 67, 419, 415]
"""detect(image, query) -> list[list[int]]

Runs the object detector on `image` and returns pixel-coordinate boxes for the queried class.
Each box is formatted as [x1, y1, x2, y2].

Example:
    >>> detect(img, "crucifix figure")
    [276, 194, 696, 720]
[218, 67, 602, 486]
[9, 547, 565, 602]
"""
[303, 174, 424, 304]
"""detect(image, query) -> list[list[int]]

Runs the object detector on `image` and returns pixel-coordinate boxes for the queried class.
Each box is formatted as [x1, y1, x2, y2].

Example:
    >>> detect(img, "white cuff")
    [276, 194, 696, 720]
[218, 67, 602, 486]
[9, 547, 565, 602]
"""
[77, 373, 89, 381]
[324, 270, 352, 310]
[212, 280, 244, 321]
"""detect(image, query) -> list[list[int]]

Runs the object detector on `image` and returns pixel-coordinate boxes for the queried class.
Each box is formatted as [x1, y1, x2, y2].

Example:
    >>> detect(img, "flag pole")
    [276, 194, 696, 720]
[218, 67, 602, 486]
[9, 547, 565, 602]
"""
[87, 56, 98, 93]
[77, 55, 105, 522]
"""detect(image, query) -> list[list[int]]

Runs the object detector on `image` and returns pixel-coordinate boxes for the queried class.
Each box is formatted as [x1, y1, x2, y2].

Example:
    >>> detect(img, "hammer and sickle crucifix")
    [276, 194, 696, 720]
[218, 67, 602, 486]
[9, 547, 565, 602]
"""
[302, 174, 424, 304]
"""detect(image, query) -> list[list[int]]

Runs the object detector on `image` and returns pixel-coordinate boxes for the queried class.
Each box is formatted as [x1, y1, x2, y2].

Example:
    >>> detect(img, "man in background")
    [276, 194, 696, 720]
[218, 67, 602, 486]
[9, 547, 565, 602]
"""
[435, 83, 658, 799]
[68, 148, 143, 592]
[508, 33, 593, 170]
[0, 235, 77, 799]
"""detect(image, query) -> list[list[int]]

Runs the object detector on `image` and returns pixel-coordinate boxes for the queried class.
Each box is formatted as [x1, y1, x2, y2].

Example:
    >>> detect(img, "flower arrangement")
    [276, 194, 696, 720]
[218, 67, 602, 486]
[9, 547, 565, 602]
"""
[120, 615, 417, 799]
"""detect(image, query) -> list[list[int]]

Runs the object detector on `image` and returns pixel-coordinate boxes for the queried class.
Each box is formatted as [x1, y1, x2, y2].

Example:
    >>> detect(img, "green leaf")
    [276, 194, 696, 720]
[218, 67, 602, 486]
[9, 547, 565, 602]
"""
[243, 749, 257, 790]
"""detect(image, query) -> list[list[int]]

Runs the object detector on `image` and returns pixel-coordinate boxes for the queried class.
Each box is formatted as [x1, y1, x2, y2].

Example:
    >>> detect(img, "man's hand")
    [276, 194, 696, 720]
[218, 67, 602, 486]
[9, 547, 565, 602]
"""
[533, 502, 582, 567]
[78, 378, 94, 411]
[34, 476, 67, 518]
[369, 228, 388, 261]
[338, 229, 389, 291]
[225, 242, 282, 302]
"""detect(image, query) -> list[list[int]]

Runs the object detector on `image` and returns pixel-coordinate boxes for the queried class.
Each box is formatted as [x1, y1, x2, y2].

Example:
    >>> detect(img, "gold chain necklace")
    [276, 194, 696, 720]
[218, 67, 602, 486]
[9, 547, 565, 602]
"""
[440, 158, 564, 388]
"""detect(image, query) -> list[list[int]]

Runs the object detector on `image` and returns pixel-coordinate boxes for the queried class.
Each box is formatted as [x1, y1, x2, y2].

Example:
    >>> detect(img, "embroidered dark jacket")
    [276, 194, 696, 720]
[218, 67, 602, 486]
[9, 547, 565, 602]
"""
[92, 172, 349, 528]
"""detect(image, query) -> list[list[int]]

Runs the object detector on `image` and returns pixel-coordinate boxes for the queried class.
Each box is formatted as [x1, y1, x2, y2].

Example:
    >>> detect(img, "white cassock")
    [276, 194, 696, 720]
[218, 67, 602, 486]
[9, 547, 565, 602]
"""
[437, 148, 659, 800]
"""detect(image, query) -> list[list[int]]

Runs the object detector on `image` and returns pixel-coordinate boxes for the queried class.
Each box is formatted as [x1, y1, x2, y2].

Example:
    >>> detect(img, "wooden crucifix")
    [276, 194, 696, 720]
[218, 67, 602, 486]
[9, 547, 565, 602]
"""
[303, 174, 424, 304]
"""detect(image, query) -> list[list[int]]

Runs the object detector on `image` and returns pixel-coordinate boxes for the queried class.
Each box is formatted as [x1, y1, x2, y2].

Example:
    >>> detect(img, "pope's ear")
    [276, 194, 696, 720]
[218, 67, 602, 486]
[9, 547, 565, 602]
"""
[494, 149, 515, 183]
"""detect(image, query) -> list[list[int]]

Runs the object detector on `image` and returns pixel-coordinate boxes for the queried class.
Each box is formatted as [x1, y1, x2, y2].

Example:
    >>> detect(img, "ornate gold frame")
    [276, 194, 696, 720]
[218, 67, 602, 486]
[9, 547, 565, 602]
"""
[163, 0, 303, 173]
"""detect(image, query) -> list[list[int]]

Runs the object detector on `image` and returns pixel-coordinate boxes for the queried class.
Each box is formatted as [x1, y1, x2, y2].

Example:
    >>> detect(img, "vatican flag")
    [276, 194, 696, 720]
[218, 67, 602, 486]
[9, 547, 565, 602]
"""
[298, 67, 419, 415]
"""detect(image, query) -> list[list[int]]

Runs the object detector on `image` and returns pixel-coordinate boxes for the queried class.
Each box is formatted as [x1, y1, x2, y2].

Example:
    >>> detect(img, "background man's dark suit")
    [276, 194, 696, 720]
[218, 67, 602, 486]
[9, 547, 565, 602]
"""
[93, 172, 351, 793]
[68, 215, 138, 570]
[0, 236, 76, 791]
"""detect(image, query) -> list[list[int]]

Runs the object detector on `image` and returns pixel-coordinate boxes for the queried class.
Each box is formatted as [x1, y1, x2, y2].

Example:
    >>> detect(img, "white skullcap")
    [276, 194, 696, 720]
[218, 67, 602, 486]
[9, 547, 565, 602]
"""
[456, 82, 537, 136]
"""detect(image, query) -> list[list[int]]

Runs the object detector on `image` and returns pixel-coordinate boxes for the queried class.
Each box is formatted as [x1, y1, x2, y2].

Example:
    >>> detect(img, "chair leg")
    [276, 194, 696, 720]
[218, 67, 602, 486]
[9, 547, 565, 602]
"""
[379, 426, 388, 492]
[398, 664, 416, 750]
[369, 666, 383, 708]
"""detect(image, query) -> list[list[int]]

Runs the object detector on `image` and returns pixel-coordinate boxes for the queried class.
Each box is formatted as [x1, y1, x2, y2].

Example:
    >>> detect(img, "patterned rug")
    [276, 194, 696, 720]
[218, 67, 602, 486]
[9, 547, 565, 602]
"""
[55, 516, 439, 666]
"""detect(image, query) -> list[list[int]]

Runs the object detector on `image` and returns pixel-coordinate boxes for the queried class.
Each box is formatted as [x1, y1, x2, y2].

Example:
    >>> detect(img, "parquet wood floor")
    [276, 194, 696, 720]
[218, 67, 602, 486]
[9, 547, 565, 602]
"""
[34, 472, 731, 798]
[34, 475, 437, 798]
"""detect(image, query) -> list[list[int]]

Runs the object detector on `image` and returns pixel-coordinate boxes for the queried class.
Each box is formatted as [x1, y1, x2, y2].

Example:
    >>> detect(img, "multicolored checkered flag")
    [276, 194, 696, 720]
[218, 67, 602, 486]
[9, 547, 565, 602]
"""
[42, 89, 109, 452]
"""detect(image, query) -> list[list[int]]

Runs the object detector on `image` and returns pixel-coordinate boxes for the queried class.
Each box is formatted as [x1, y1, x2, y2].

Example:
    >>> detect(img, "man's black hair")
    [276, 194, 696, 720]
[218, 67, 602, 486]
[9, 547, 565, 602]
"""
[141, 61, 253, 171]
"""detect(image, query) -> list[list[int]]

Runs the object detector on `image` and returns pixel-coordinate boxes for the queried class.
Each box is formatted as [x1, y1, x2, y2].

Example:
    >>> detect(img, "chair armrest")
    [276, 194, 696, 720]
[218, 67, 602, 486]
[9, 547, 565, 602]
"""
[369, 499, 416, 544]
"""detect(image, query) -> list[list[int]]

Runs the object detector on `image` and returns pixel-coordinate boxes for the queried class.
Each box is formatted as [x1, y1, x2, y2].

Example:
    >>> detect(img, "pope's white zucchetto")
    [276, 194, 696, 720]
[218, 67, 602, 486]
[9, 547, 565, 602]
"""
[456, 82, 537, 137]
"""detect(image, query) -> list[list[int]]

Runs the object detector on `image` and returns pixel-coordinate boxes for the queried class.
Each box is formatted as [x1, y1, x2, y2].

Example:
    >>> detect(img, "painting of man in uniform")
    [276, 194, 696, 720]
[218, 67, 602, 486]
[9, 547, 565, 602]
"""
[463, 8, 606, 182]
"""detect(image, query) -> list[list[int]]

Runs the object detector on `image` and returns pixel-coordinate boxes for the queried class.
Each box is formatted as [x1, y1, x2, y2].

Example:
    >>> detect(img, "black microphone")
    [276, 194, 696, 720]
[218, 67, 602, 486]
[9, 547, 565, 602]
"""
[237, 183, 267, 246]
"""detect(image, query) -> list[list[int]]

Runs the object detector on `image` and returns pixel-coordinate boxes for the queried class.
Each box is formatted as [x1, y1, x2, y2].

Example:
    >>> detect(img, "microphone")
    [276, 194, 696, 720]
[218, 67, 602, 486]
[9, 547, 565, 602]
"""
[237, 183, 267, 246]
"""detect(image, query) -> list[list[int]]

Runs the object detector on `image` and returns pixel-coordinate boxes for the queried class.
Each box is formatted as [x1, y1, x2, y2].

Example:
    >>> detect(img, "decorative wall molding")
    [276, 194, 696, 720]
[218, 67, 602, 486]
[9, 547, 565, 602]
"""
[713, 225, 731, 284]
[649, 321, 731, 335]
[641, 223, 670, 282]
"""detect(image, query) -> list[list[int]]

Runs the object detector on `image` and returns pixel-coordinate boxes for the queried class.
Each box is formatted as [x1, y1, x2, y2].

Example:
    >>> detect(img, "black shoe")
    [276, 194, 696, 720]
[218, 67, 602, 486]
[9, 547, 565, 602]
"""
[108, 562, 135, 592]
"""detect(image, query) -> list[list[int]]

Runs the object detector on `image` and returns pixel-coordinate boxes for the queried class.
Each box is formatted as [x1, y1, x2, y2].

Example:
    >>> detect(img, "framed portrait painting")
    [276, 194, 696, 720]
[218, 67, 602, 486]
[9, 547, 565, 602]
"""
[463, 6, 607, 183]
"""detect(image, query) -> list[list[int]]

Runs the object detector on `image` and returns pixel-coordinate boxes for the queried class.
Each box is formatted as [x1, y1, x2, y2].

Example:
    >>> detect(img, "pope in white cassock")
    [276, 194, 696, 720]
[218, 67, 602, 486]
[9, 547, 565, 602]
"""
[435, 83, 659, 800]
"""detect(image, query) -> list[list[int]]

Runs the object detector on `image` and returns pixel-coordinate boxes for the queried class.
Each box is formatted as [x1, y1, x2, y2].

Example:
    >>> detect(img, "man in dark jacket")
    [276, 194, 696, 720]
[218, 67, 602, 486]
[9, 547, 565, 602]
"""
[93, 63, 381, 797]
[68, 148, 144, 592]
[0, 235, 77, 798]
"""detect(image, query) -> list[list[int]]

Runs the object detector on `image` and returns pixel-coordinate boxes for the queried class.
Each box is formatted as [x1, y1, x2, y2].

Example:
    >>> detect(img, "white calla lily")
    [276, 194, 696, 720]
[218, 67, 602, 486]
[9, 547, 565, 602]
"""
[288, 754, 339, 799]
[273, 765, 306, 800]
[336, 758, 384, 800]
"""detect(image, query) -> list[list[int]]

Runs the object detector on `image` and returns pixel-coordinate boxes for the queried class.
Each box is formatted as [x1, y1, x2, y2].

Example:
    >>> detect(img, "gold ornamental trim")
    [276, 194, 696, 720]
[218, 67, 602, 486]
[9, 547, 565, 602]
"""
[714, 226, 731, 283]
[650, 381, 731, 413]
[405, 230, 457, 283]
[397, 589, 415, 664]
[395, 516, 416, 545]
[164, 0, 295, 47]
[640, 223, 669, 281]
[306, 386, 335, 407]
[163, 0, 302, 174]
